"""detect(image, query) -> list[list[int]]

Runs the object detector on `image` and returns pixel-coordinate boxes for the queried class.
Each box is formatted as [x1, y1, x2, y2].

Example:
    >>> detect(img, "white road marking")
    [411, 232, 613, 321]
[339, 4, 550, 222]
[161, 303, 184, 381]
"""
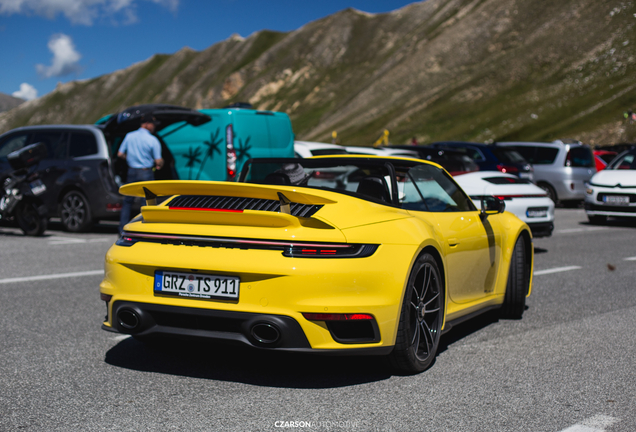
[624, 256, 636, 261]
[557, 227, 610, 234]
[48, 236, 110, 245]
[0, 270, 103, 284]
[558, 415, 620, 432]
[533, 266, 582, 276]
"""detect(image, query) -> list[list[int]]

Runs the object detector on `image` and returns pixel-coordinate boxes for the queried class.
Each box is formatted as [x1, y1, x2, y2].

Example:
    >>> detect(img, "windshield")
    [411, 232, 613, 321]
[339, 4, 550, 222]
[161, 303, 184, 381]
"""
[239, 157, 476, 212]
[608, 151, 636, 170]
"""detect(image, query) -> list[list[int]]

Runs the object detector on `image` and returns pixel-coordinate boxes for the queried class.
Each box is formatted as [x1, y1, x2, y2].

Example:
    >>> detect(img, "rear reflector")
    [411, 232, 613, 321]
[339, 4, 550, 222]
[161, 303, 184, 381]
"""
[100, 293, 112, 302]
[106, 203, 122, 211]
[303, 313, 374, 321]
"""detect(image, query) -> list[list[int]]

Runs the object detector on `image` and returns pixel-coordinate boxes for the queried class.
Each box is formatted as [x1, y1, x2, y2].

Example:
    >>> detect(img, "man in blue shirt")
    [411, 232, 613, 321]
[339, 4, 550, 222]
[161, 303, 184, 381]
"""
[117, 113, 164, 234]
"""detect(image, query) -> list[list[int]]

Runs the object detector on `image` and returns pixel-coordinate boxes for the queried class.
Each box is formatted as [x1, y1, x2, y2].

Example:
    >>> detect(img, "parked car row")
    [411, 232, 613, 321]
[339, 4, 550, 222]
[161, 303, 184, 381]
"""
[2, 101, 630, 237]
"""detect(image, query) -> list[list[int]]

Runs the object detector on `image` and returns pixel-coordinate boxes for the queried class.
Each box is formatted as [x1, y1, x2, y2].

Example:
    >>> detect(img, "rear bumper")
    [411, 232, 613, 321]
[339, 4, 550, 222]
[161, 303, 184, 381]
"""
[103, 301, 391, 355]
[100, 240, 417, 351]
[527, 221, 554, 237]
[584, 202, 636, 217]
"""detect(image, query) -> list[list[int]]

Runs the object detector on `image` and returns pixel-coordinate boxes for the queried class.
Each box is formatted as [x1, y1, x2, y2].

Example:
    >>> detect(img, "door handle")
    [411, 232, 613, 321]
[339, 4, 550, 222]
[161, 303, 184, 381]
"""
[448, 238, 459, 247]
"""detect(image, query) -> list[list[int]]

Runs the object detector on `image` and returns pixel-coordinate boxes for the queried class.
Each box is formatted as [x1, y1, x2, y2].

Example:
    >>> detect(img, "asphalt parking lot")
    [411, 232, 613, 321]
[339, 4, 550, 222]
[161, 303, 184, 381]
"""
[0, 210, 635, 431]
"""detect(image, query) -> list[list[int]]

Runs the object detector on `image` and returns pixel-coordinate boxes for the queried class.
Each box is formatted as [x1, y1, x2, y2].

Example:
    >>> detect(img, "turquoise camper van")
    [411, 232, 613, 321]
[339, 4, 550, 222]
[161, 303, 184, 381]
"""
[96, 104, 295, 183]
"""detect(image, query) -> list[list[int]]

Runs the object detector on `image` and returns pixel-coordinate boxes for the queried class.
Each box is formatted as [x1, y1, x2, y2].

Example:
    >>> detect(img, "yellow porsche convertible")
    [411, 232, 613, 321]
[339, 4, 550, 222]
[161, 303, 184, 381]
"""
[100, 156, 533, 373]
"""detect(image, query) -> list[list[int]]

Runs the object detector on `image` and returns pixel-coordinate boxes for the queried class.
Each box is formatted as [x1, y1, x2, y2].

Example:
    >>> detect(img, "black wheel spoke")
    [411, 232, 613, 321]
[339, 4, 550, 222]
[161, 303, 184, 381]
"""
[411, 320, 420, 347]
[421, 265, 430, 301]
[424, 292, 439, 307]
[422, 320, 434, 352]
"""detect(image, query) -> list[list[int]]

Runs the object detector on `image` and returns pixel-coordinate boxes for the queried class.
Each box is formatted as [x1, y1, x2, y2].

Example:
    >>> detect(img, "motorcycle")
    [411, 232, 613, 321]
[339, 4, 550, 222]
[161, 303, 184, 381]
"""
[0, 142, 49, 236]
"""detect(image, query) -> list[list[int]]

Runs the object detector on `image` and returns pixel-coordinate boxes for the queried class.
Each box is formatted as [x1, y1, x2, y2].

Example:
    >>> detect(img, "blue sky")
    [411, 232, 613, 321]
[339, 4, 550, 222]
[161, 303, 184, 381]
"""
[0, 0, 417, 100]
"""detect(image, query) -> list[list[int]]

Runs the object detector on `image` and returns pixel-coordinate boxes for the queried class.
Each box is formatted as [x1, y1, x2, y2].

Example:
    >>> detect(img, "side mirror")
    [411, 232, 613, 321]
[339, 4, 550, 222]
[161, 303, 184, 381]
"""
[481, 196, 505, 216]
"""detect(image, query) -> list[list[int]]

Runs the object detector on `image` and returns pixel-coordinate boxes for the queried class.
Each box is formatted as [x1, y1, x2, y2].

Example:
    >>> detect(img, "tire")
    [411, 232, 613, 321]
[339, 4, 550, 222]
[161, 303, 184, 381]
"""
[587, 215, 607, 225]
[15, 201, 47, 236]
[60, 191, 93, 232]
[538, 182, 557, 204]
[500, 236, 528, 319]
[389, 253, 444, 374]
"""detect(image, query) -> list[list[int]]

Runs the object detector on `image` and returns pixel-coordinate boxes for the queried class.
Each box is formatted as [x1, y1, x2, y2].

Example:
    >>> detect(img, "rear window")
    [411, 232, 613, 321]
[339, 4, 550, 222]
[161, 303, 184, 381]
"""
[535, 147, 559, 164]
[598, 153, 617, 164]
[483, 176, 531, 185]
[491, 148, 527, 164]
[566, 147, 594, 168]
[508, 146, 558, 164]
[69, 131, 98, 157]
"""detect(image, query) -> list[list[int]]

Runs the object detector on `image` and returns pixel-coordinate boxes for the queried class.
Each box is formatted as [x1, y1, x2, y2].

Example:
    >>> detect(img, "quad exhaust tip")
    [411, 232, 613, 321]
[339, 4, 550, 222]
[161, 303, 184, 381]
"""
[250, 322, 281, 344]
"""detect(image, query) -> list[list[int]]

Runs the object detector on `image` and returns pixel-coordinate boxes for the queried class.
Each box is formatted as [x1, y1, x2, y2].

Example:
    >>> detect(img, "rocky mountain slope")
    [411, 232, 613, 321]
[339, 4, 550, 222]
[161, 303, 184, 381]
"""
[0, 93, 24, 113]
[1, 0, 635, 146]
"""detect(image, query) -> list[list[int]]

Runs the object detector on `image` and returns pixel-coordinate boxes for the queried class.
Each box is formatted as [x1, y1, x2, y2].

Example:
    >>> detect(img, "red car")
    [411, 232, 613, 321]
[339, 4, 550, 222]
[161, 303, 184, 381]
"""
[594, 150, 617, 171]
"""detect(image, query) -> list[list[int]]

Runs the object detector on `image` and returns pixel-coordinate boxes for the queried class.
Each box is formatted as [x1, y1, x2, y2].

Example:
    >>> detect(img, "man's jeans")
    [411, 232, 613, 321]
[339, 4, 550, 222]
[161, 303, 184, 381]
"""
[119, 168, 154, 235]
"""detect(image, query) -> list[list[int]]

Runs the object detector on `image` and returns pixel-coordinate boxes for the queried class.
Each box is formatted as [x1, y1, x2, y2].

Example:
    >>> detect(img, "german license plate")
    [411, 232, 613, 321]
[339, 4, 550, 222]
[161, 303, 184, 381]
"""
[154, 270, 239, 300]
[526, 207, 548, 218]
[604, 195, 629, 205]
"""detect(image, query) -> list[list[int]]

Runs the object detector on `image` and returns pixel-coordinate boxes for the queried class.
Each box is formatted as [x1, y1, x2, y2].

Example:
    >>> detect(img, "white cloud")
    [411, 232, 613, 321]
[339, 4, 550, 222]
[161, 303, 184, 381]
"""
[12, 83, 38, 100]
[0, 0, 179, 26]
[36, 33, 82, 78]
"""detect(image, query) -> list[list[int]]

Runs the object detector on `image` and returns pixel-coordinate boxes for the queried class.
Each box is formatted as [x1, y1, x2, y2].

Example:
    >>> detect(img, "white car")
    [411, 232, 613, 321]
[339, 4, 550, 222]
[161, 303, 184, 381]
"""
[584, 148, 636, 224]
[294, 141, 349, 158]
[455, 171, 555, 237]
[344, 146, 419, 158]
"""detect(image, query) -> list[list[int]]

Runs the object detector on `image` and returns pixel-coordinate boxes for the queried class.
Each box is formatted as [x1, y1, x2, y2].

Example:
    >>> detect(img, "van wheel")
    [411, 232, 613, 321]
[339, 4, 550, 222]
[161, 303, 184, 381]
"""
[538, 182, 557, 204]
[60, 191, 93, 232]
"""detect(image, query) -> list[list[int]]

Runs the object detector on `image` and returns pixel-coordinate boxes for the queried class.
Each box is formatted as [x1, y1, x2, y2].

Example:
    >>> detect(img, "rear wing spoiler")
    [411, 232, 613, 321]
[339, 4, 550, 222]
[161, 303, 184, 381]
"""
[119, 181, 338, 205]
[119, 181, 338, 229]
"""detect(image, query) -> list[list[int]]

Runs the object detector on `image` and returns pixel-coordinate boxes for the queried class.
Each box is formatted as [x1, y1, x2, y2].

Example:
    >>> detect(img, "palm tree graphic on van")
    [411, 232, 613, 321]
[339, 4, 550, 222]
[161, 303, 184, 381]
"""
[236, 136, 252, 163]
[196, 129, 222, 180]
[182, 146, 202, 179]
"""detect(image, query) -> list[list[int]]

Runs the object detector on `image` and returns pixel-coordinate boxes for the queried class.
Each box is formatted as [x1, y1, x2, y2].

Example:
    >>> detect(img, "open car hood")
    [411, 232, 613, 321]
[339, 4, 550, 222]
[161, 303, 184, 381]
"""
[98, 104, 211, 137]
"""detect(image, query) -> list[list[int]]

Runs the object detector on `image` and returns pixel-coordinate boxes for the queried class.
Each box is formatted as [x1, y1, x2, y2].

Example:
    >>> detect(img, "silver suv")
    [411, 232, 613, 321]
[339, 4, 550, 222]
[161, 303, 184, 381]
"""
[496, 140, 596, 206]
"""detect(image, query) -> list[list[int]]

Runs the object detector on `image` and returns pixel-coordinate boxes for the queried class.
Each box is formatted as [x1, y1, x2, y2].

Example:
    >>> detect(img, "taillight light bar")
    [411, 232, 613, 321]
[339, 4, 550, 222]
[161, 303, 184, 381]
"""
[116, 231, 379, 258]
[303, 313, 374, 321]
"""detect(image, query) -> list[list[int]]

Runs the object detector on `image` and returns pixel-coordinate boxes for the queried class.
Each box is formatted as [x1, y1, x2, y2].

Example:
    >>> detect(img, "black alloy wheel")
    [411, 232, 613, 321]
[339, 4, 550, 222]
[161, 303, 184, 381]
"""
[60, 191, 93, 232]
[15, 201, 47, 236]
[500, 235, 528, 319]
[389, 253, 443, 374]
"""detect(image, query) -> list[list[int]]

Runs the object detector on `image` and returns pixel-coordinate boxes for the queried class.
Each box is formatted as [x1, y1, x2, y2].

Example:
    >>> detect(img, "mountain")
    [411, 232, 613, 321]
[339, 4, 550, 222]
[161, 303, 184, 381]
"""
[1, 0, 635, 146]
[0, 93, 24, 113]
